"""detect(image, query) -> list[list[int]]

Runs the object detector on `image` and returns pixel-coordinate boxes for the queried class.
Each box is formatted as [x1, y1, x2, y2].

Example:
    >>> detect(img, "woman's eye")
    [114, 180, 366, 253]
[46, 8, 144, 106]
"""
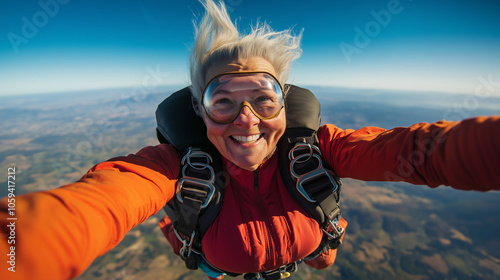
[215, 98, 229, 103]
[214, 98, 231, 104]
[255, 96, 274, 103]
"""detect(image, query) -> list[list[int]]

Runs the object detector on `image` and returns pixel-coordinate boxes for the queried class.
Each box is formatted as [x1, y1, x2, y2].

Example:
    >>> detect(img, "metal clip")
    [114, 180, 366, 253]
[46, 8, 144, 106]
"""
[322, 219, 344, 240]
[182, 147, 213, 169]
[288, 142, 322, 162]
[279, 265, 291, 279]
[175, 230, 195, 260]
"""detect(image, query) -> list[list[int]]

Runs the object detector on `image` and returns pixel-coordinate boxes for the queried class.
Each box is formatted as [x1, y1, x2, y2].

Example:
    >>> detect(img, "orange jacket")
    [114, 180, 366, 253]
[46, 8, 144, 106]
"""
[1, 116, 499, 280]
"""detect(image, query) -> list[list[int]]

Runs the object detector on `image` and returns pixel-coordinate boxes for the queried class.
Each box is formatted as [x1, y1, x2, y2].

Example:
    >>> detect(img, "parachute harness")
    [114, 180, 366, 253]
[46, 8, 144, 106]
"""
[174, 148, 216, 264]
[289, 141, 344, 250]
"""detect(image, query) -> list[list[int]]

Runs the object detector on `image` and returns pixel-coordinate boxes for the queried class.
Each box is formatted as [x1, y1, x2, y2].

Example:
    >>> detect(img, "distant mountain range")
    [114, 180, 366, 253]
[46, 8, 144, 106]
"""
[1, 86, 499, 279]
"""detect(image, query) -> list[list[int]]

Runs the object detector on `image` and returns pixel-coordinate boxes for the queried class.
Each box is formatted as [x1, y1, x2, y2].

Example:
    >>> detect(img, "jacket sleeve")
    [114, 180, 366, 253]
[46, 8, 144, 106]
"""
[318, 116, 500, 191]
[304, 217, 348, 270]
[0, 144, 180, 280]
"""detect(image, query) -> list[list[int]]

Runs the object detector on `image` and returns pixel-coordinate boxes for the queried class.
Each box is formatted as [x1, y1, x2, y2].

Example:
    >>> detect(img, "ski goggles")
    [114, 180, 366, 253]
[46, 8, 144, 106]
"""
[202, 72, 284, 124]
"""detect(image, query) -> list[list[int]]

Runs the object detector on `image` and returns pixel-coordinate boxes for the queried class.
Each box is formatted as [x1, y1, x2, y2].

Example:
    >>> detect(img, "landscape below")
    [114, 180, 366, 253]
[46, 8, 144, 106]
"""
[2, 86, 499, 280]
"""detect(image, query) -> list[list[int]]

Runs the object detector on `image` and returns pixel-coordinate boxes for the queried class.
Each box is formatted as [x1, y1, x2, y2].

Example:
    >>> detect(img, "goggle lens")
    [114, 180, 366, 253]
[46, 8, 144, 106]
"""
[202, 72, 284, 123]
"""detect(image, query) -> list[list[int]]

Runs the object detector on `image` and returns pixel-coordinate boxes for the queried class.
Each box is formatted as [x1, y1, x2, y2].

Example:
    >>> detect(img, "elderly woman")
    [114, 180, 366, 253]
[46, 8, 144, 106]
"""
[1, 1, 499, 280]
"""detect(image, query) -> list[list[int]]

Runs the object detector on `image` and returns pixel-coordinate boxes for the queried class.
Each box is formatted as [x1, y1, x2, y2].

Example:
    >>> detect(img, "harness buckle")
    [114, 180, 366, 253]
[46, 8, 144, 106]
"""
[176, 147, 216, 209]
[176, 177, 215, 209]
[289, 143, 340, 203]
[293, 162, 335, 203]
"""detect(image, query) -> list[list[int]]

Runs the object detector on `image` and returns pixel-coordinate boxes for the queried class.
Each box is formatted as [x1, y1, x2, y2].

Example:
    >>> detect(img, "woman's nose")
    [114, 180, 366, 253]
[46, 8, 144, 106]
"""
[232, 105, 260, 128]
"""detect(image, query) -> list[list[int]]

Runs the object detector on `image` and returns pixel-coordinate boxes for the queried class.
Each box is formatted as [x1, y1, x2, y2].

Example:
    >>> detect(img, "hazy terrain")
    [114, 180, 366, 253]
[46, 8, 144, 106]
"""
[1, 85, 499, 280]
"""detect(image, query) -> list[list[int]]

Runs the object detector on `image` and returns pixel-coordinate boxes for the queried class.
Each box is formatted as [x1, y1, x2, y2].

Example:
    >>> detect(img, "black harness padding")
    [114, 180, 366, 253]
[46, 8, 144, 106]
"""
[155, 84, 344, 277]
[278, 85, 324, 223]
[156, 86, 206, 150]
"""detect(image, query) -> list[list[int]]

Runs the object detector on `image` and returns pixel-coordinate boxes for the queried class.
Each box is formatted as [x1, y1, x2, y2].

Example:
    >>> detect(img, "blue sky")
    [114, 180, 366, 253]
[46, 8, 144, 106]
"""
[1, 0, 499, 96]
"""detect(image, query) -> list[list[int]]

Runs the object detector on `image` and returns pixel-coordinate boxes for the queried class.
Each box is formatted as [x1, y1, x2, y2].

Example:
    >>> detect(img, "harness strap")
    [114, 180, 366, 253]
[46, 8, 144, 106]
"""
[287, 141, 344, 252]
[173, 148, 217, 270]
[175, 196, 201, 261]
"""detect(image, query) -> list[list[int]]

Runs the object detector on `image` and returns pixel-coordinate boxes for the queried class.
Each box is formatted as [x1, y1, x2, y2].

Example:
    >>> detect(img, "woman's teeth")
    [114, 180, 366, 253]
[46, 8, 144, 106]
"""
[231, 134, 262, 144]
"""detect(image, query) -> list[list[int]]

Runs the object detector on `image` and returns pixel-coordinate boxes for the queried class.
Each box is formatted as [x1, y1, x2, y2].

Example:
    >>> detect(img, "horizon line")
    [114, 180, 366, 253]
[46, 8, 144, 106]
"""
[0, 83, 491, 99]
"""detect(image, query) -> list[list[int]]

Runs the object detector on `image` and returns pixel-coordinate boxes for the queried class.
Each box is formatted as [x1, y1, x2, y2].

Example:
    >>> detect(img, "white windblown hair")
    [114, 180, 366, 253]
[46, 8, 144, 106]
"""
[190, 0, 303, 108]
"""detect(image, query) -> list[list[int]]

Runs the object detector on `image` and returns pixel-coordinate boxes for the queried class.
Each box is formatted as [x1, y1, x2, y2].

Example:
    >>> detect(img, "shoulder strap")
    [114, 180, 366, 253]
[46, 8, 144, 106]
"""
[278, 86, 345, 254]
[278, 85, 341, 225]
[156, 87, 226, 269]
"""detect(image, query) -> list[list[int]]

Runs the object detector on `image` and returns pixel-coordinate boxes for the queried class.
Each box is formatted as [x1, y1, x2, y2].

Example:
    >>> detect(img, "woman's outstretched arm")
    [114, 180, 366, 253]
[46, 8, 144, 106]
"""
[319, 116, 500, 191]
[0, 144, 180, 280]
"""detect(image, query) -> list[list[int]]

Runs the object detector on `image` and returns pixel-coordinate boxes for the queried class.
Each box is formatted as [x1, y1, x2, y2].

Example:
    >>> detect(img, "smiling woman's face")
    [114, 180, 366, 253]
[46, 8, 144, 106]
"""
[202, 57, 286, 171]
